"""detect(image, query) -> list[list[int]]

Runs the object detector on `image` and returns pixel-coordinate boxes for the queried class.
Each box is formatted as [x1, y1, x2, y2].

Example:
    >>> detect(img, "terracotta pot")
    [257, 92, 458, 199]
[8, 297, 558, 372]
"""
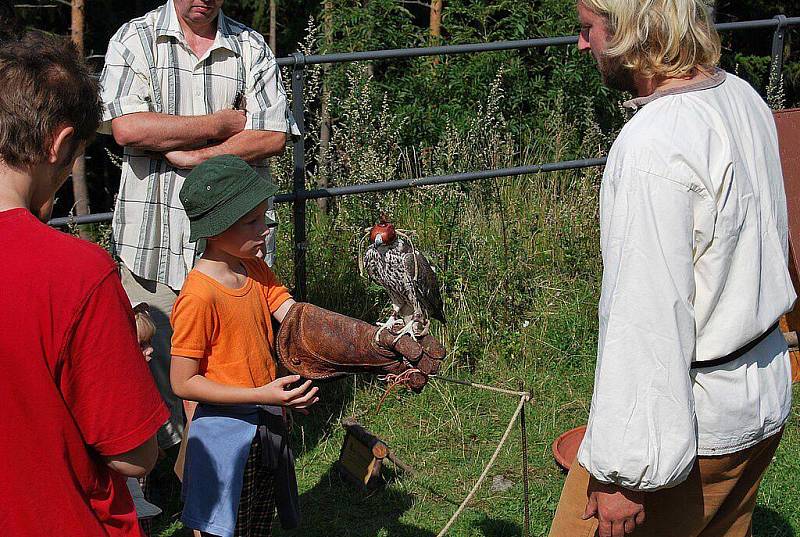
[552, 425, 587, 472]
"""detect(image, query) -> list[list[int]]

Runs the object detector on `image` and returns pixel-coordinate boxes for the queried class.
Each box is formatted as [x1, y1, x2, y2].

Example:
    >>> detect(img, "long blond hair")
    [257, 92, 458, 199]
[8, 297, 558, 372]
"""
[580, 0, 720, 79]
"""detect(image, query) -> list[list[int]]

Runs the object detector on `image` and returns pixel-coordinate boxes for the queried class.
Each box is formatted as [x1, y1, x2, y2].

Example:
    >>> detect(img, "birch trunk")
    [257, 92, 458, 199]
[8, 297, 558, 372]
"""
[71, 0, 90, 239]
[430, 0, 443, 65]
[269, 0, 277, 54]
[430, 0, 443, 40]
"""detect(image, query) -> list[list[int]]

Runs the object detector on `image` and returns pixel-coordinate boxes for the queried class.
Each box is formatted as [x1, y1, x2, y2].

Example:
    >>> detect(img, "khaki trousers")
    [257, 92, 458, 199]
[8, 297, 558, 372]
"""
[549, 431, 783, 537]
[120, 262, 184, 449]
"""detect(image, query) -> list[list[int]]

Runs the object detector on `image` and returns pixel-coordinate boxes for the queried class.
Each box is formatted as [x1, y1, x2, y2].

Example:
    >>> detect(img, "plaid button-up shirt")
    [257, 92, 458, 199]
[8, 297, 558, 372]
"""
[99, 1, 298, 289]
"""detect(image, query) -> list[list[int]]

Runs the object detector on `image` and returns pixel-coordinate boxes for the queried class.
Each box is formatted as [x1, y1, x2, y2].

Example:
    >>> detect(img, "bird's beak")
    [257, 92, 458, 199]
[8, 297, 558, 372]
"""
[374, 235, 383, 247]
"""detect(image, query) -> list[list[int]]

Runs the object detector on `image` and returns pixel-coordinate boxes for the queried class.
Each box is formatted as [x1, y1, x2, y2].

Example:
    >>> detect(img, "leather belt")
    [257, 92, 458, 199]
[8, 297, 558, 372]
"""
[690, 321, 780, 369]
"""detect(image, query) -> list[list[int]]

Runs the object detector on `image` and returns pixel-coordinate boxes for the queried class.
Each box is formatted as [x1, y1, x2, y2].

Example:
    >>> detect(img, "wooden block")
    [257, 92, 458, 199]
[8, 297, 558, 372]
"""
[336, 418, 414, 490]
[337, 431, 385, 490]
[337, 419, 389, 490]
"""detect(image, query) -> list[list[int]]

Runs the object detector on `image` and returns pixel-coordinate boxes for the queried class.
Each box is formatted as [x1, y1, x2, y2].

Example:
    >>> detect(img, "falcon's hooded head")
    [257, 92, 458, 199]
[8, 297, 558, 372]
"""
[369, 216, 397, 247]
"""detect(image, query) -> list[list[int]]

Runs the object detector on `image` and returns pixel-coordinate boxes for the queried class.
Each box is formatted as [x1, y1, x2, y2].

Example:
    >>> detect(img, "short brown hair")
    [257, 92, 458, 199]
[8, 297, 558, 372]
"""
[0, 31, 101, 168]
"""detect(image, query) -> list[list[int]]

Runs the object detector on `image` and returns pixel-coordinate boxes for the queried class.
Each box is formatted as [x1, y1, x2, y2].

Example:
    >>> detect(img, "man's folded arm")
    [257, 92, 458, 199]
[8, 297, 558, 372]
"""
[164, 129, 287, 168]
[110, 109, 247, 152]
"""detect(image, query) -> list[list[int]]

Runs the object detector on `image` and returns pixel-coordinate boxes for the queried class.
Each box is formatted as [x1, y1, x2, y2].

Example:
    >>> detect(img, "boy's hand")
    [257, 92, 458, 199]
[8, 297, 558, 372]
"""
[140, 343, 154, 362]
[256, 375, 319, 409]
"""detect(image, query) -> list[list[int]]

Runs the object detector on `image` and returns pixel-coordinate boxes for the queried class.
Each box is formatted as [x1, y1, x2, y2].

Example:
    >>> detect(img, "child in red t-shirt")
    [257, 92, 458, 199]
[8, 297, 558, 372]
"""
[170, 155, 319, 537]
[0, 32, 169, 537]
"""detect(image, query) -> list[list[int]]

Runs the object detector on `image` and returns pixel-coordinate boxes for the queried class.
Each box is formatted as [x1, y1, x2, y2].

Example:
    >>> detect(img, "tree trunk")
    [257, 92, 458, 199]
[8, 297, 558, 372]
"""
[269, 0, 277, 54]
[363, 0, 375, 78]
[317, 0, 334, 213]
[430, 0, 443, 40]
[71, 0, 90, 239]
[430, 0, 443, 65]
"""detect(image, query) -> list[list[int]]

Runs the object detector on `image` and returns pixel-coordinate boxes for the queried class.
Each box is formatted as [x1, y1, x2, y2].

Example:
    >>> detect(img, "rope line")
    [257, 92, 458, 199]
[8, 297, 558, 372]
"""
[372, 372, 532, 534]
[431, 374, 530, 398]
[436, 394, 530, 537]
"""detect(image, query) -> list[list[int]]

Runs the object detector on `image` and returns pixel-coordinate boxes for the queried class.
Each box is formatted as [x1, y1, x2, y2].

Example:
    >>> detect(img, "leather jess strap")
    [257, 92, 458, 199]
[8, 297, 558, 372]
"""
[691, 322, 780, 369]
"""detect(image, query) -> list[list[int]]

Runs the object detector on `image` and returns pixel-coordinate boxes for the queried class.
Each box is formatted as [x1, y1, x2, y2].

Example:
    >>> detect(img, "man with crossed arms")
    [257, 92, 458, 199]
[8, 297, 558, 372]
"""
[100, 0, 298, 448]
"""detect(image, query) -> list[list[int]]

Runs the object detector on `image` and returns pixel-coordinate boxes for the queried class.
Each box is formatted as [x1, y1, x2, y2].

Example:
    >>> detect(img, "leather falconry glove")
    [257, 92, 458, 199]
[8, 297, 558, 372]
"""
[276, 302, 445, 392]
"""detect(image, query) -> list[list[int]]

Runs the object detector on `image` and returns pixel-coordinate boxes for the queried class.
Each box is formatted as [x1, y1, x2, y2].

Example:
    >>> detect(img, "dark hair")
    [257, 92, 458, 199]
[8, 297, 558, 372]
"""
[0, 31, 101, 168]
[0, 3, 20, 43]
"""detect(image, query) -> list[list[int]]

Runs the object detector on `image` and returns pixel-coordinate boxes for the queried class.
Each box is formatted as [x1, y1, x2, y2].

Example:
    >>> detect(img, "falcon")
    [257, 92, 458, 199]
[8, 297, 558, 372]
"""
[363, 217, 446, 338]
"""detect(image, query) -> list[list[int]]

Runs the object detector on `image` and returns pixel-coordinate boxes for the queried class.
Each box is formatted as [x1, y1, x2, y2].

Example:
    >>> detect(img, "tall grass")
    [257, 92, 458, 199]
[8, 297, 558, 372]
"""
[256, 53, 603, 537]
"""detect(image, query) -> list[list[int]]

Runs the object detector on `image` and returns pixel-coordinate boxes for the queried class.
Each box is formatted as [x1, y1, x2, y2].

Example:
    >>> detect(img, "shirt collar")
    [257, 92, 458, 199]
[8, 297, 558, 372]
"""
[215, 10, 242, 56]
[623, 67, 727, 110]
[155, 0, 183, 40]
[156, 0, 241, 57]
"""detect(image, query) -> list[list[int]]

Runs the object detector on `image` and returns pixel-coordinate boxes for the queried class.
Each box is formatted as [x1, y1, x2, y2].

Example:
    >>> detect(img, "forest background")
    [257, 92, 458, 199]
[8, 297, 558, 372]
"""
[8, 0, 800, 535]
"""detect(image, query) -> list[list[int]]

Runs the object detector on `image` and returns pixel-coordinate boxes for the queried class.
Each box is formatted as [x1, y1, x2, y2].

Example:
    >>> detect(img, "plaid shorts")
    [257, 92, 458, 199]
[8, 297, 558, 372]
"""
[234, 434, 277, 537]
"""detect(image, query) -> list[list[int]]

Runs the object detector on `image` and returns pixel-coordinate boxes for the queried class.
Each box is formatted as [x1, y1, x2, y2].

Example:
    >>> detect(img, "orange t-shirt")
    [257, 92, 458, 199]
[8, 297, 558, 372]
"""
[170, 258, 292, 388]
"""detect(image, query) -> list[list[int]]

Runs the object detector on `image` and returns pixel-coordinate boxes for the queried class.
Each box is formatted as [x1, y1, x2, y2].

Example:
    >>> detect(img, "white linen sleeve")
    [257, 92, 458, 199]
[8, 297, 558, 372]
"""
[576, 165, 700, 491]
[98, 38, 155, 135]
[245, 40, 300, 135]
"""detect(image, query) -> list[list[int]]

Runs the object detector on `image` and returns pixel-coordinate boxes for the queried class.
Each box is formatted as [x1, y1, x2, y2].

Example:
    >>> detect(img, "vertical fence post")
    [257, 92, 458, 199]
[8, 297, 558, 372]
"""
[519, 387, 531, 537]
[771, 15, 788, 84]
[291, 52, 308, 302]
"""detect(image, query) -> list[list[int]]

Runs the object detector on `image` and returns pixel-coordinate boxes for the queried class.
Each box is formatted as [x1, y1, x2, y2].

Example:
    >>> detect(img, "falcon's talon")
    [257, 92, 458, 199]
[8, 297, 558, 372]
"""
[379, 315, 398, 330]
[392, 320, 419, 343]
[412, 320, 431, 338]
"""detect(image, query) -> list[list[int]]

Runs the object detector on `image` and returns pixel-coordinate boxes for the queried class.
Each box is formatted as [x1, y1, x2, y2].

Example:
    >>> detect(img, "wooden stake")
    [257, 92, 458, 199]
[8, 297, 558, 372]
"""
[386, 449, 414, 476]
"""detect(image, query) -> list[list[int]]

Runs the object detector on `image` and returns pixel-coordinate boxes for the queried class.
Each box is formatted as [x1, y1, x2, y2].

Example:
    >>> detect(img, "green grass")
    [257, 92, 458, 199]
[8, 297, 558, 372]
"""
[148, 166, 800, 537]
[266, 383, 800, 537]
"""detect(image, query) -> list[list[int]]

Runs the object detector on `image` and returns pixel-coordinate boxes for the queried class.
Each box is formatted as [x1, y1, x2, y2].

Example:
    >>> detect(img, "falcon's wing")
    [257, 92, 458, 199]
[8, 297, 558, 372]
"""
[403, 248, 446, 324]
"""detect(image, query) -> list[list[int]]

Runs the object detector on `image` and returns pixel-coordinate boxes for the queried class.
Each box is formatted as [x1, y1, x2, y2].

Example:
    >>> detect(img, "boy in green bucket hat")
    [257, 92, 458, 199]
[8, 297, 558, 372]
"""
[171, 155, 445, 536]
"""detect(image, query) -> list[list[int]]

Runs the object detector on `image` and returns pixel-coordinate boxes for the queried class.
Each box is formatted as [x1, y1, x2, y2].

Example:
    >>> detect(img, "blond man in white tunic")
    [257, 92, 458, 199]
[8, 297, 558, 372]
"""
[550, 2, 796, 536]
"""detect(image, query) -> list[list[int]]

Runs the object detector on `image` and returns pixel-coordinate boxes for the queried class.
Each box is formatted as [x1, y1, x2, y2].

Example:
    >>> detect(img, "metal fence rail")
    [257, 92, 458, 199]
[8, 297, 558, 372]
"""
[50, 16, 800, 300]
